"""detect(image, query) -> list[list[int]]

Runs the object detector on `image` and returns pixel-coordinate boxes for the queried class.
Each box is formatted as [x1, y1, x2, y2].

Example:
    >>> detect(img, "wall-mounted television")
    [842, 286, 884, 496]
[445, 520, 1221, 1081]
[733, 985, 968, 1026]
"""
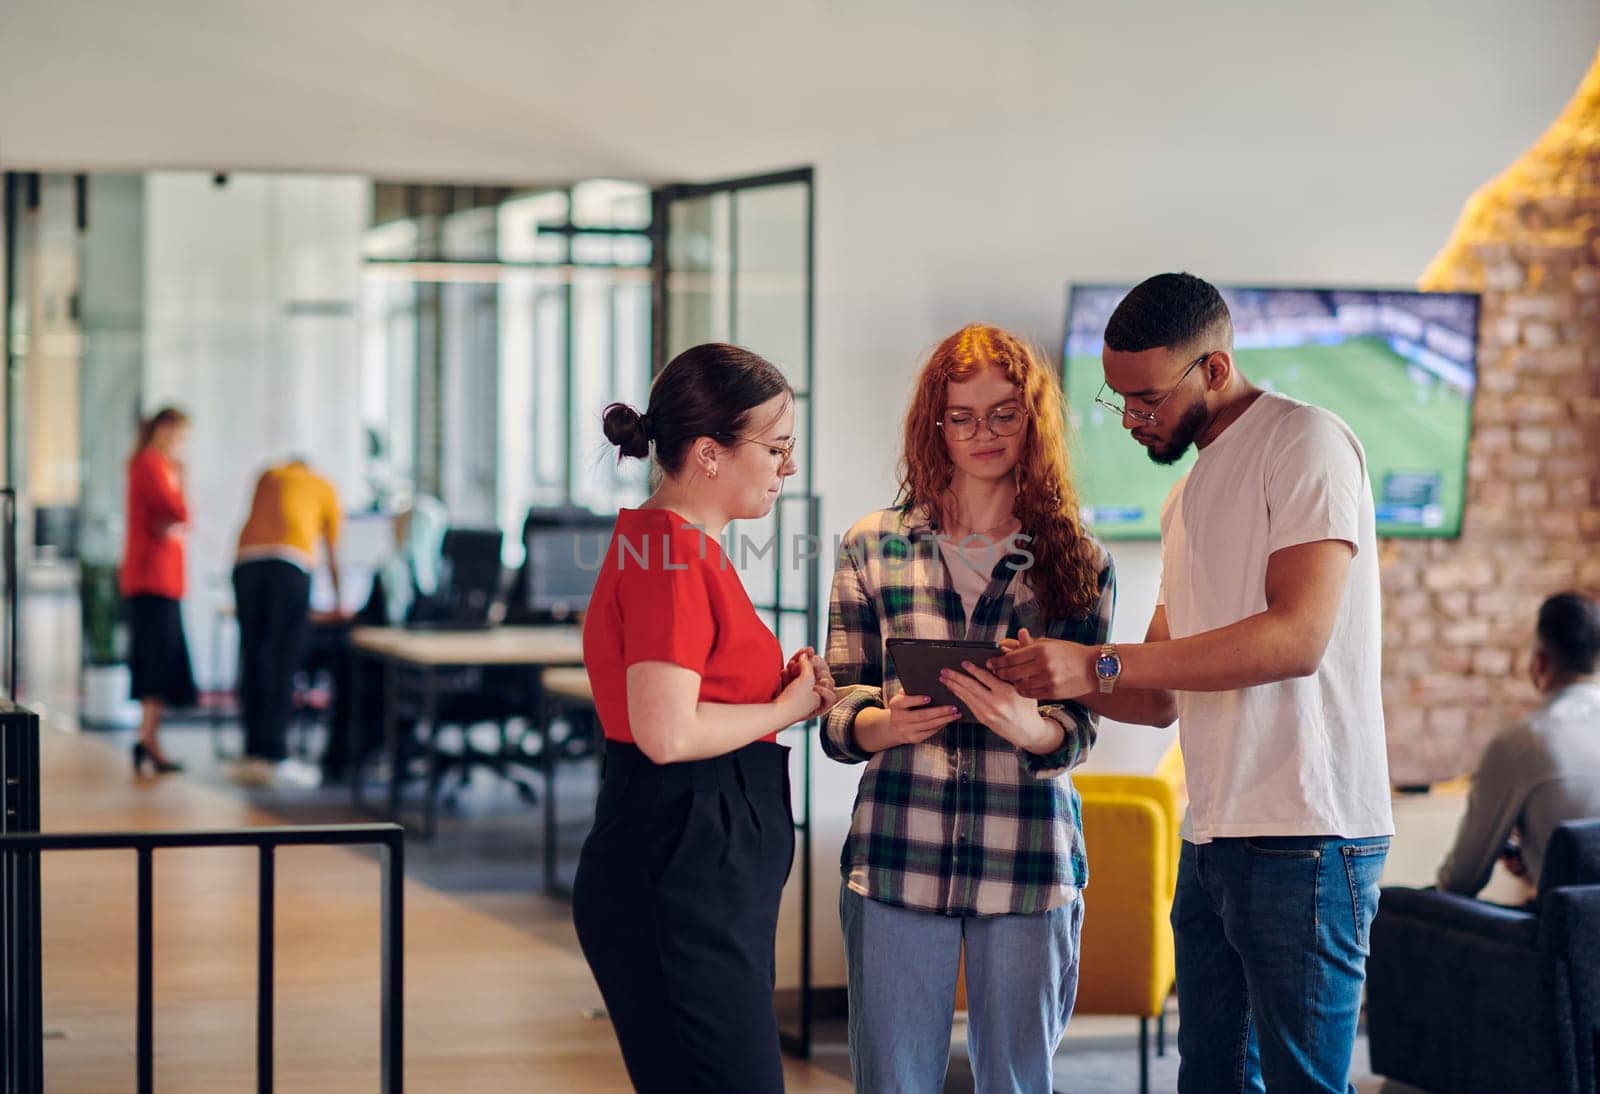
[1062, 284, 1480, 540]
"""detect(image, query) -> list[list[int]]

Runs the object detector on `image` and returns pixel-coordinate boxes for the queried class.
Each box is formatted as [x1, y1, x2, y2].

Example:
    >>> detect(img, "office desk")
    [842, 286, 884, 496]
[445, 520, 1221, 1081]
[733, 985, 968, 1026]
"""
[537, 667, 599, 896]
[540, 667, 594, 707]
[348, 626, 584, 868]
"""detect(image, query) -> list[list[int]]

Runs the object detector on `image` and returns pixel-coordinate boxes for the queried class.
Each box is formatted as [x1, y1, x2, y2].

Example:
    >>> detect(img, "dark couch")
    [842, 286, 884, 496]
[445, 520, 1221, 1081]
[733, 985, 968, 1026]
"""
[1367, 818, 1600, 1093]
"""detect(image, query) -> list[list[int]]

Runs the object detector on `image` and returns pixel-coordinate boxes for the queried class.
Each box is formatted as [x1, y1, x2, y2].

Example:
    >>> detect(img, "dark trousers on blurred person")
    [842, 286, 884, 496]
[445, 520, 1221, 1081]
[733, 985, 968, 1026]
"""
[232, 558, 311, 763]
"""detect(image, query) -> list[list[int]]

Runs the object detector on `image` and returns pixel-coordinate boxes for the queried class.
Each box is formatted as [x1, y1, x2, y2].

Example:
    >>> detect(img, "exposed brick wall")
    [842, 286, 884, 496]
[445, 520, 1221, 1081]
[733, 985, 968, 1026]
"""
[1382, 48, 1600, 784]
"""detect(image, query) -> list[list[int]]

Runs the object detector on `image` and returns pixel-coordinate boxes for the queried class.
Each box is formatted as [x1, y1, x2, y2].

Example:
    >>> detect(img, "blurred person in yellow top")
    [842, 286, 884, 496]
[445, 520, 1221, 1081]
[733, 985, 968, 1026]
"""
[228, 457, 344, 789]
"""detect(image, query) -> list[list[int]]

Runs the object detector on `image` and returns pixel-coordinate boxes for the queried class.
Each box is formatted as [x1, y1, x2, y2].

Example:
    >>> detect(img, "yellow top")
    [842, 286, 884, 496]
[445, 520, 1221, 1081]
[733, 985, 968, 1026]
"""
[236, 462, 341, 570]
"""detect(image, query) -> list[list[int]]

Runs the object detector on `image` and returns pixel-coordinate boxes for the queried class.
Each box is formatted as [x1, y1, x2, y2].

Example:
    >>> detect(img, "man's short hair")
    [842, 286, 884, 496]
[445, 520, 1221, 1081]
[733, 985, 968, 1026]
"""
[1105, 272, 1231, 354]
[1537, 591, 1600, 676]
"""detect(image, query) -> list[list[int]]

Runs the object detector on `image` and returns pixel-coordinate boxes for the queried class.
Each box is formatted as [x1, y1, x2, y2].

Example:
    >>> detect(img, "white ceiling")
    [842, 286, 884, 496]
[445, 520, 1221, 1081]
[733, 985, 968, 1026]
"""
[0, 0, 1049, 182]
[5, 0, 1597, 188]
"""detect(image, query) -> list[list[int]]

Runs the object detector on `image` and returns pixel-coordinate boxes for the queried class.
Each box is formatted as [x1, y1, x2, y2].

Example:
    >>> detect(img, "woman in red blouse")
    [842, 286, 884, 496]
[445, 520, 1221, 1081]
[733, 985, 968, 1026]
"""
[575, 344, 834, 1093]
[120, 406, 197, 774]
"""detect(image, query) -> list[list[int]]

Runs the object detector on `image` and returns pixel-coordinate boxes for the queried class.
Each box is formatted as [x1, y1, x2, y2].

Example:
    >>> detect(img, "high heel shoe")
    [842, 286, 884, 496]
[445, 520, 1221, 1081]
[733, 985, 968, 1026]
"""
[132, 741, 185, 776]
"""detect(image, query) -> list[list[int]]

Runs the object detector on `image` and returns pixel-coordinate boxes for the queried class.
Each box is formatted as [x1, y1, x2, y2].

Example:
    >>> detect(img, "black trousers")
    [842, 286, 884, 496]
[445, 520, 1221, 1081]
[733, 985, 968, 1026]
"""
[573, 741, 794, 1094]
[232, 559, 312, 763]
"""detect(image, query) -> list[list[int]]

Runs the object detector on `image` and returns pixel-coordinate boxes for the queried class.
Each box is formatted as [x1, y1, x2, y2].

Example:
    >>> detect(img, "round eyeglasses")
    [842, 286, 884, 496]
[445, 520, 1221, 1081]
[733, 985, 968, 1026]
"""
[730, 435, 797, 464]
[1094, 352, 1211, 426]
[937, 406, 1028, 441]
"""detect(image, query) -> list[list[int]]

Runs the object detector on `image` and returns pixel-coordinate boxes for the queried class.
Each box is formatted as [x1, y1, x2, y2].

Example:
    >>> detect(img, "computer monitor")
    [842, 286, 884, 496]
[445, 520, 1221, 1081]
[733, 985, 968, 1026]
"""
[311, 510, 398, 614]
[520, 508, 614, 622]
[32, 504, 78, 562]
[339, 511, 400, 571]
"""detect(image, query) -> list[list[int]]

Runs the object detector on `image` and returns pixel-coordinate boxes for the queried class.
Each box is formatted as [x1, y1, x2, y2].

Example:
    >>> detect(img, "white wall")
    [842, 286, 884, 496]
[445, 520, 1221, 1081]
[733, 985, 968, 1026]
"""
[5, 0, 1597, 988]
[142, 173, 370, 686]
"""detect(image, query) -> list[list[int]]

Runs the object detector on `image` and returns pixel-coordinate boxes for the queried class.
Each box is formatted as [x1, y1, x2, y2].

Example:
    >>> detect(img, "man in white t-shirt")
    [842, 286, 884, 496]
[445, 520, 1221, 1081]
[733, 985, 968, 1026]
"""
[992, 273, 1393, 1093]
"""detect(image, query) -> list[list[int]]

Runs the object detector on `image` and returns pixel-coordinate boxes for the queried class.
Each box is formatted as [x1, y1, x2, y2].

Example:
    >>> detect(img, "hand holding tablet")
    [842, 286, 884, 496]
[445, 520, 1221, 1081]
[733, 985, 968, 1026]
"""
[888, 637, 1067, 755]
[886, 639, 1003, 722]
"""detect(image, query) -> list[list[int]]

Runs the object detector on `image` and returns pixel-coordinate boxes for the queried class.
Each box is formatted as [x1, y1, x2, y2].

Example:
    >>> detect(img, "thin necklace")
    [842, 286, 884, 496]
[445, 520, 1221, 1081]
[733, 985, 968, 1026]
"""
[945, 514, 1020, 540]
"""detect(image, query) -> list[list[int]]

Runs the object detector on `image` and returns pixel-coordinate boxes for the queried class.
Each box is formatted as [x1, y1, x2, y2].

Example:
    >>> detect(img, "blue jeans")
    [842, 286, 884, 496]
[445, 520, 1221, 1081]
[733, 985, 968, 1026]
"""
[840, 883, 1083, 1094]
[1172, 835, 1390, 1094]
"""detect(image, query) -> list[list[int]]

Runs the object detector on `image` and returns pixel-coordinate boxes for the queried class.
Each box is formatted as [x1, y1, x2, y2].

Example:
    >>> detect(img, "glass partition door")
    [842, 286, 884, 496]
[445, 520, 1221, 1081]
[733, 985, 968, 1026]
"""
[653, 167, 817, 1056]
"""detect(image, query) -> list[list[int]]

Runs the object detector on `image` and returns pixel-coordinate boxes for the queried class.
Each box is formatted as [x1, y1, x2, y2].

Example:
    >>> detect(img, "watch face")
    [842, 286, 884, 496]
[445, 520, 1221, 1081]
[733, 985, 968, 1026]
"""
[1095, 652, 1120, 679]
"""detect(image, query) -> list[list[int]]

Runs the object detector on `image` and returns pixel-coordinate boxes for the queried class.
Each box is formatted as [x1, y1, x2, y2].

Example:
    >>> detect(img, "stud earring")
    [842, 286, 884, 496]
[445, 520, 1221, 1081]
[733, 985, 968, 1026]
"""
[707, 466, 718, 479]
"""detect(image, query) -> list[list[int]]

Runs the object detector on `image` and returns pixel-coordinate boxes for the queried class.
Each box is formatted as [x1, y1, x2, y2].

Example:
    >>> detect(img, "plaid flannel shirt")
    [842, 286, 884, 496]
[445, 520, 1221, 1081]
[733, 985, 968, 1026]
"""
[824, 506, 1114, 916]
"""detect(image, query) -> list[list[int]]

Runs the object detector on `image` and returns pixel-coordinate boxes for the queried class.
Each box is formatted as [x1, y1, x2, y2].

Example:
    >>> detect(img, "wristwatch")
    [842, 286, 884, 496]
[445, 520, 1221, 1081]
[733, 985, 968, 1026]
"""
[1095, 645, 1122, 694]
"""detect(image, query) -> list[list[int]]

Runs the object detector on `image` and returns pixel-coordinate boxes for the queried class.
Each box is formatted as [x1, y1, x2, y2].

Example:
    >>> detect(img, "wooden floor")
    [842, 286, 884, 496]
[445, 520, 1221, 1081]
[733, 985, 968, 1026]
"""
[33, 726, 852, 1092]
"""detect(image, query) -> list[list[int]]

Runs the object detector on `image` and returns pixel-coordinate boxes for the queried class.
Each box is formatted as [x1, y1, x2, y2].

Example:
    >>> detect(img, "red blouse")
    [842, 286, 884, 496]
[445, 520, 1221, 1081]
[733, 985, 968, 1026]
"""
[583, 508, 783, 745]
[120, 447, 189, 599]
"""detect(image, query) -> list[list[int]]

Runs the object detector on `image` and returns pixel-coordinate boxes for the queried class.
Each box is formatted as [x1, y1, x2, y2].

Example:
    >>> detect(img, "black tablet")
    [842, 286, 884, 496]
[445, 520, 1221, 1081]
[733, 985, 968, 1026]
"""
[885, 638, 1003, 722]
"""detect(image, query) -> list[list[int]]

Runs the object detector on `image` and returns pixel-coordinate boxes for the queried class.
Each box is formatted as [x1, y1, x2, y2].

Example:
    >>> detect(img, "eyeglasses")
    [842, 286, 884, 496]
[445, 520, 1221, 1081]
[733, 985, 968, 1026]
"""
[937, 405, 1028, 441]
[730, 435, 797, 464]
[1093, 352, 1211, 426]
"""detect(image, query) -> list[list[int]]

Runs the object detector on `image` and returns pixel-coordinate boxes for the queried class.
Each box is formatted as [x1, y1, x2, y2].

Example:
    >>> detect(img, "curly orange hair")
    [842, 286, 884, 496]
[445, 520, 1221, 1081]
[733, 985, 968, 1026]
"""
[897, 323, 1100, 619]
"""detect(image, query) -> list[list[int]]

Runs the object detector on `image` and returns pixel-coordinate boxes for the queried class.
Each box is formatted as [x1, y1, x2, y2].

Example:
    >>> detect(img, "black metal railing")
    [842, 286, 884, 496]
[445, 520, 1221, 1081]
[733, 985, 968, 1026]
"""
[0, 486, 18, 699]
[0, 703, 40, 1094]
[0, 824, 404, 1094]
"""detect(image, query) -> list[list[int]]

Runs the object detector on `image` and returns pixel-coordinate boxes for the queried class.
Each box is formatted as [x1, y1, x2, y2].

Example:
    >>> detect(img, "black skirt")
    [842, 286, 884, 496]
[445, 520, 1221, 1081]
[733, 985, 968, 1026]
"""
[126, 595, 198, 707]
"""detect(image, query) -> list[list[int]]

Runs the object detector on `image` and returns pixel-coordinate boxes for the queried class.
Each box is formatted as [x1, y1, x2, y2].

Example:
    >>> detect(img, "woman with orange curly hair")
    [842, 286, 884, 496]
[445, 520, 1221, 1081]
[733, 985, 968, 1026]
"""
[824, 324, 1173, 1091]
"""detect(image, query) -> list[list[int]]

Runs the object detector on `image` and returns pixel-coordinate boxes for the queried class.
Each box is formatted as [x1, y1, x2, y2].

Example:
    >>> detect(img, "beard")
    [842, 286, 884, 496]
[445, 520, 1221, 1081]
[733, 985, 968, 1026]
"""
[1145, 397, 1211, 465]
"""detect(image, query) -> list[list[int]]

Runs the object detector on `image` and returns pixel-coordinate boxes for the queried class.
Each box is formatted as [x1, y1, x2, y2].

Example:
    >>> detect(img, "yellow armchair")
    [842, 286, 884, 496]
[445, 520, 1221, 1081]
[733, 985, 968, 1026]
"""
[951, 746, 1186, 1093]
[1070, 745, 1186, 1094]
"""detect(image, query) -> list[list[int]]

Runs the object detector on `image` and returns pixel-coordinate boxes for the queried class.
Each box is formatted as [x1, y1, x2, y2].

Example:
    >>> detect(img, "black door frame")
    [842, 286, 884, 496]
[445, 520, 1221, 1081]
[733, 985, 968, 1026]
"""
[650, 166, 818, 1058]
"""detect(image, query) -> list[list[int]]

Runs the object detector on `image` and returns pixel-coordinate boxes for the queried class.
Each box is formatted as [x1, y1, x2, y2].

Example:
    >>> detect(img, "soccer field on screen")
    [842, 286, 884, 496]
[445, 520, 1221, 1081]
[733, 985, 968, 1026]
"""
[1063, 336, 1473, 539]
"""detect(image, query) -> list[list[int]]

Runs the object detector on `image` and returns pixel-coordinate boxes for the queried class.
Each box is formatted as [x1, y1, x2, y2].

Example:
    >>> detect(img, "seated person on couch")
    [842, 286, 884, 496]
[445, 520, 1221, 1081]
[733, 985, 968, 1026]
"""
[1437, 590, 1600, 896]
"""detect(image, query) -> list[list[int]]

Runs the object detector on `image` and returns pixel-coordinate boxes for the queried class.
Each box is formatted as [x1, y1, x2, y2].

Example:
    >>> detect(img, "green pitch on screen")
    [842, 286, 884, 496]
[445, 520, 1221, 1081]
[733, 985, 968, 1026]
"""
[1063, 337, 1472, 540]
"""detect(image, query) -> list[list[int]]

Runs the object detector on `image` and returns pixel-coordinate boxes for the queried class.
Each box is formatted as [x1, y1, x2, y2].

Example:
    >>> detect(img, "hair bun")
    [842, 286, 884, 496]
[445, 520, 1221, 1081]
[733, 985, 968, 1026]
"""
[602, 402, 652, 460]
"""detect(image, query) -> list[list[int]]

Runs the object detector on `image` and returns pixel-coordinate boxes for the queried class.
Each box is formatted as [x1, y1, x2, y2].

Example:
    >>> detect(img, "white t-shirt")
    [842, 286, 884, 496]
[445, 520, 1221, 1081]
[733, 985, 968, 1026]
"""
[1159, 391, 1394, 844]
